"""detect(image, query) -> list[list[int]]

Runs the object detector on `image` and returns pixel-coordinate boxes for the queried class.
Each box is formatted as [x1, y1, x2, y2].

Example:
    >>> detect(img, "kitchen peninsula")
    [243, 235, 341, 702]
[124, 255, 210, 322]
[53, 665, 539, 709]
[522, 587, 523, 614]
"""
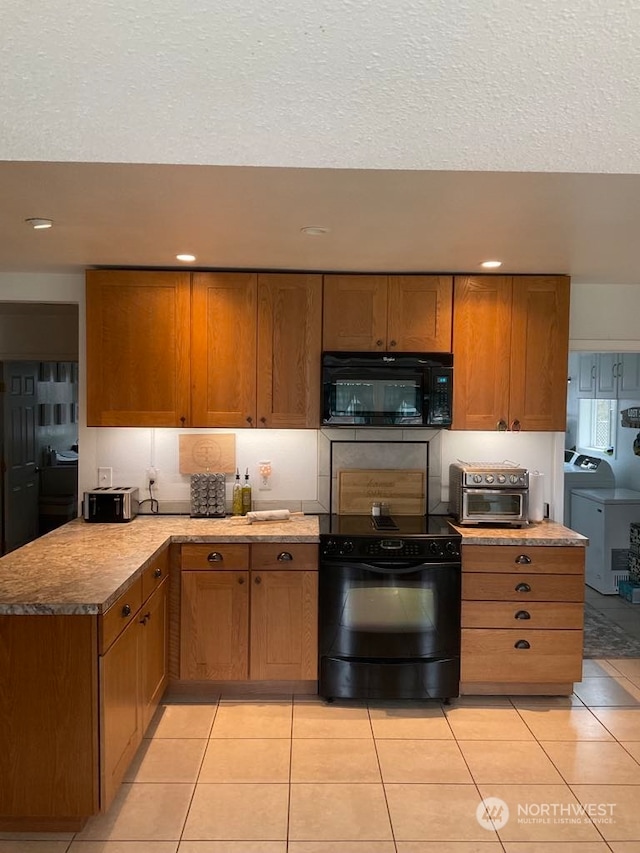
[0, 515, 586, 830]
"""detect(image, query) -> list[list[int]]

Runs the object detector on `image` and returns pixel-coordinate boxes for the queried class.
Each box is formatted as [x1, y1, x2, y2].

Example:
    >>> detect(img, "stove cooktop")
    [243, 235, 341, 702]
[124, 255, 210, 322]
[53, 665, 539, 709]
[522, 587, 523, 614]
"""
[319, 514, 456, 538]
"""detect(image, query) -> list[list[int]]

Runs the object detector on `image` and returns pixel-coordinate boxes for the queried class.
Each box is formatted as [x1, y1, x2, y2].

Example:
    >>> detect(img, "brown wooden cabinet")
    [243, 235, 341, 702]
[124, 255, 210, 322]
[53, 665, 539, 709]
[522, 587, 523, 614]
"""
[86, 269, 191, 427]
[452, 275, 570, 430]
[323, 274, 453, 352]
[460, 544, 584, 694]
[88, 269, 321, 428]
[179, 543, 318, 683]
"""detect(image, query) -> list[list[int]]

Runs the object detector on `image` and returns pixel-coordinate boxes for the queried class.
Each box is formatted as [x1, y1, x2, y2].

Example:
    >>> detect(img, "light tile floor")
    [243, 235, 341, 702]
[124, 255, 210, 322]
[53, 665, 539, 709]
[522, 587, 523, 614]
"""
[2, 656, 640, 852]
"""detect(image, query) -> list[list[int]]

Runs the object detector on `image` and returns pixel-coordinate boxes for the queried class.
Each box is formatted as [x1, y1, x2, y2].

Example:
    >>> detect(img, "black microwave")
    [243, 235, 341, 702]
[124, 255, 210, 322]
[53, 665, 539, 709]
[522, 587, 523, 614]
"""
[321, 351, 453, 427]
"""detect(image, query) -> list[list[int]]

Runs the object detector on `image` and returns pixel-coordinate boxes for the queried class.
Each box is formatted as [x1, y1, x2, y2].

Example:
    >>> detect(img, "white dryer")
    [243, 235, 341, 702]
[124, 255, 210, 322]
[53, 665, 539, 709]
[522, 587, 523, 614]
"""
[563, 453, 615, 528]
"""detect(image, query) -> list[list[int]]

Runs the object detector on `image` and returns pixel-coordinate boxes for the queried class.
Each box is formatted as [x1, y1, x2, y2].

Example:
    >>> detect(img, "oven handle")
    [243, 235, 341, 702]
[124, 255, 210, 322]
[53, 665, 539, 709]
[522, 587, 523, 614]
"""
[323, 560, 455, 575]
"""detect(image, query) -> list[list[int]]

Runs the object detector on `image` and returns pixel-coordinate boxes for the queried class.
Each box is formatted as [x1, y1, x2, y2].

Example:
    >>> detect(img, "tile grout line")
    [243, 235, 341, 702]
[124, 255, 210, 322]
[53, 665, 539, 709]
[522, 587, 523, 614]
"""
[177, 694, 221, 846]
[367, 700, 399, 853]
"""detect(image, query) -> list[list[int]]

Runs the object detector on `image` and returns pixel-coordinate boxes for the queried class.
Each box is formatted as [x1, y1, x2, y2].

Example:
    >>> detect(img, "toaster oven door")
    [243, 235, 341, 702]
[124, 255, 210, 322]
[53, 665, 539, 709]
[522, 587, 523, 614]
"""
[462, 488, 527, 524]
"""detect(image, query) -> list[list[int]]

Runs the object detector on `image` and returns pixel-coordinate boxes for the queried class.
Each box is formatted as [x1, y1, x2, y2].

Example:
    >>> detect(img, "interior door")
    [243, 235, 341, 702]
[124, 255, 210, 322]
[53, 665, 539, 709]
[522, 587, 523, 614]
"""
[1, 362, 39, 553]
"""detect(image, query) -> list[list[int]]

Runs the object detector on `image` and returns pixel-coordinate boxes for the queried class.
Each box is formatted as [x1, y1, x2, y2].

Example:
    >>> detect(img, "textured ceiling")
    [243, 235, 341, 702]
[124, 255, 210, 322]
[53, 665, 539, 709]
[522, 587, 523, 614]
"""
[2, 2, 640, 282]
[2, 1, 640, 172]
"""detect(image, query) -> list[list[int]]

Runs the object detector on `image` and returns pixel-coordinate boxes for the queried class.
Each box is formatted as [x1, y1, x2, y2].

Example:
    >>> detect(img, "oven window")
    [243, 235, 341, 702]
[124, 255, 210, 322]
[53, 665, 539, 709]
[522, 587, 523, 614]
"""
[330, 379, 422, 424]
[340, 583, 435, 632]
[466, 492, 523, 517]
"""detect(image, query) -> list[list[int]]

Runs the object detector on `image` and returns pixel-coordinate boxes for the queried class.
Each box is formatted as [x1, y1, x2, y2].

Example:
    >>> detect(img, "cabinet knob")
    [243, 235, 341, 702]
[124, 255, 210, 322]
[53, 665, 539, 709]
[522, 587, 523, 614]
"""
[246, 415, 253, 425]
[207, 551, 223, 563]
[497, 420, 508, 431]
[139, 611, 151, 625]
[515, 554, 532, 564]
[515, 582, 532, 593]
[238, 576, 245, 585]
[515, 610, 531, 620]
[153, 567, 162, 578]
[260, 416, 267, 425]
[121, 604, 132, 617]
[180, 416, 186, 426]
[277, 551, 293, 561]
[376, 339, 384, 347]
[254, 575, 262, 585]
[389, 339, 397, 347]
[514, 639, 531, 649]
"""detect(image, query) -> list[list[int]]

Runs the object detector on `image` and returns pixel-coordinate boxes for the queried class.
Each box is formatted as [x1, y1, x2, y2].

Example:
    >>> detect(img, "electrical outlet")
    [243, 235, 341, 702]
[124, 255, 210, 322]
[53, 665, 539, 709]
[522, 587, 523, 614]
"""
[98, 467, 112, 487]
[147, 466, 158, 485]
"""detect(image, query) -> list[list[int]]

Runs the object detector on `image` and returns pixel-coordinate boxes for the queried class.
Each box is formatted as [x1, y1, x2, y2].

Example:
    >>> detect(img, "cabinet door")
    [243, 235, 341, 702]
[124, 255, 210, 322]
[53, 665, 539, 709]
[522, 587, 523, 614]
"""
[86, 270, 191, 426]
[250, 570, 318, 680]
[140, 579, 168, 731]
[575, 352, 597, 398]
[387, 275, 453, 352]
[509, 275, 570, 430]
[323, 275, 388, 350]
[100, 616, 142, 811]
[452, 275, 512, 430]
[180, 571, 249, 680]
[618, 353, 640, 397]
[596, 353, 618, 398]
[257, 273, 322, 428]
[191, 272, 257, 428]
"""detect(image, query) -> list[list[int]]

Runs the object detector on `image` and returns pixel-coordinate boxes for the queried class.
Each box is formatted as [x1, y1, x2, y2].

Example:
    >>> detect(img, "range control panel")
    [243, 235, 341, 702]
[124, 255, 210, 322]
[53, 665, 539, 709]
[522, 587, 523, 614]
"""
[320, 537, 461, 561]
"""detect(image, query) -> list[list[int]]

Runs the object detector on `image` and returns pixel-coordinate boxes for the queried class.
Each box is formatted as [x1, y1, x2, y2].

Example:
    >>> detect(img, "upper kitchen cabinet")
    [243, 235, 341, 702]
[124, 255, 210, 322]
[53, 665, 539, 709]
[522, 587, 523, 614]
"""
[257, 273, 323, 428]
[453, 275, 570, 431]
[191, 271, 322, 428]
[86, 270, 191, 427]
[323, 274, 453, 352]
[191, 272, 258, 428]
[573, 352, 640, 399]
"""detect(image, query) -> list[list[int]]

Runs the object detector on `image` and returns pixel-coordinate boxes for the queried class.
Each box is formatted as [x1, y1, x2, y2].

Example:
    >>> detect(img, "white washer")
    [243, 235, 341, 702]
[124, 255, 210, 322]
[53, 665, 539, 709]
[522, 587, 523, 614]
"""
[563, 453, 615, 528]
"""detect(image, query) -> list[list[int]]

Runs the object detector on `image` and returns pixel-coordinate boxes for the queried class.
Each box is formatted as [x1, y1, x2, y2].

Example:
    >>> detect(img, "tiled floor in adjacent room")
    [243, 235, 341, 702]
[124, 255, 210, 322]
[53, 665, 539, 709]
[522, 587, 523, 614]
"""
[2, 658, 640, 852]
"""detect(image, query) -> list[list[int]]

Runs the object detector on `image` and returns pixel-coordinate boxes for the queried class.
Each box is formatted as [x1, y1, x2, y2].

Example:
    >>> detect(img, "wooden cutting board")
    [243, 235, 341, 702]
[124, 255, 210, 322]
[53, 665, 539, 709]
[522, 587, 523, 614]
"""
[179, 434, 236, 474]
[337, 469, 425, 515]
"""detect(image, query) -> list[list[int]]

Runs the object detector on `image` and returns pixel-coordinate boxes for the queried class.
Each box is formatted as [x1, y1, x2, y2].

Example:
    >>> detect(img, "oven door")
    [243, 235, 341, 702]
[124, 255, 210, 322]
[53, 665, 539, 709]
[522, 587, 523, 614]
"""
[319, 560, 461, 660]
[462, 488, 527, 524]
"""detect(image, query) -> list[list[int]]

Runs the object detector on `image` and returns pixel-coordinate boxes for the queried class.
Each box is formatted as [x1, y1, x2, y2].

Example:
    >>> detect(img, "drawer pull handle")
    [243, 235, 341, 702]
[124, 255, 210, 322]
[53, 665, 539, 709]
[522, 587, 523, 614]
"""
[153, 567, 162, 578]
[139, 611, 151, 625]
[121, 604, 132, 617]
[515, 554, 532, 564]
[515, 639, 531, 649]
[515, 582, 532, 593]
[515, 610, 531, 620]
[277, 551, 293, 562]
[207, 551, 223, 563]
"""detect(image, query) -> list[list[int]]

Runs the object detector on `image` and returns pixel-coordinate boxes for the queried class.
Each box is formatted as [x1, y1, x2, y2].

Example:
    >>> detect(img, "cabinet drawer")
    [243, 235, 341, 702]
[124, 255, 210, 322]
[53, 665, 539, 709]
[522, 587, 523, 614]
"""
[463, 545, 584, 575]
[462, 601, 584, 629]
[250, 543, 318, 571]
[142, 548, 169, 601]
[463, 572, 584, 602]
[181, 543, 249, 570]
[461, 628, 583, 683]
[100, 576, 143, 654]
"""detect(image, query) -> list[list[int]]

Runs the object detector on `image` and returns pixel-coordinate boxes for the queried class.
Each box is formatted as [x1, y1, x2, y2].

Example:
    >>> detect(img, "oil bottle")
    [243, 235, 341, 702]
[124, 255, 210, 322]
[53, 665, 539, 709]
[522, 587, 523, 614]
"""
[241, 468, 252, 515]
[231, 469, 243, 516]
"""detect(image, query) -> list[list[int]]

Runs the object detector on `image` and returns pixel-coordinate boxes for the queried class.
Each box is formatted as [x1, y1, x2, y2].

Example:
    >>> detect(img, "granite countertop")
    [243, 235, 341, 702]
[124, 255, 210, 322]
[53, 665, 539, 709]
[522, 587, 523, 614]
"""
[450, 519, 588, 546]
[0, 515, 320, 616]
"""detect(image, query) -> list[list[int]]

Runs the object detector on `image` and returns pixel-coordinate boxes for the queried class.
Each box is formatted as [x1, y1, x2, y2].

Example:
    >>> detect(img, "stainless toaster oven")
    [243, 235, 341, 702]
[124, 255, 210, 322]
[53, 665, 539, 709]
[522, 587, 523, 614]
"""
[83, 487, 139, 523]
[449, 462, 529, 526]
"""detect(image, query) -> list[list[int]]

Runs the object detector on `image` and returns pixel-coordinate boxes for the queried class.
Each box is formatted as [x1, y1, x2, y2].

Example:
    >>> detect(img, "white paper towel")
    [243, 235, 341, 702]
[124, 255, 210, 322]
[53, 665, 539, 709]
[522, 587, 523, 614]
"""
[528, 471, 544, 522]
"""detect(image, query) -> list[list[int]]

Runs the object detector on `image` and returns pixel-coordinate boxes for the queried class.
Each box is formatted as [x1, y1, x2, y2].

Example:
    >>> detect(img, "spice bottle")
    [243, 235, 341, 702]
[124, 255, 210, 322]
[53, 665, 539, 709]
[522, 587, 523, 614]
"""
[241, 468, 252, 515]
[231, 469, 243, 516]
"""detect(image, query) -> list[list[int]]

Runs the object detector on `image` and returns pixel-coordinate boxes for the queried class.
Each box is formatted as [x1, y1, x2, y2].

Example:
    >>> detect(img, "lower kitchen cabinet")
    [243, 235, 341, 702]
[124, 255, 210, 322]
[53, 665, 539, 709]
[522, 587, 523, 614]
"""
[460, 544, 585, 694]
[179, 543, 318, 684]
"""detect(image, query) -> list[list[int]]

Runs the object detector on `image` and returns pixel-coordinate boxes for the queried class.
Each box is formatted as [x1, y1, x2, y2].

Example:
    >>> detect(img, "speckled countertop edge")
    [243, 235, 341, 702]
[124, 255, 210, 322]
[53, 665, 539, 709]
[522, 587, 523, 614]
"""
[0, 516, 586, 615]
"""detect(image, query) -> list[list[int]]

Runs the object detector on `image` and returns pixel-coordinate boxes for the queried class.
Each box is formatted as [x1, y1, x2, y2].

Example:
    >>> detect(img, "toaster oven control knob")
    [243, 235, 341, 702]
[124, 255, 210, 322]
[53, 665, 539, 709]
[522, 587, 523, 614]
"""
[472, 474, 482, 484]
[340, 540, 354, 555]
[485, 474, 494, 484]
[497, 474, 506, 484]
[509, 474, 519, 484]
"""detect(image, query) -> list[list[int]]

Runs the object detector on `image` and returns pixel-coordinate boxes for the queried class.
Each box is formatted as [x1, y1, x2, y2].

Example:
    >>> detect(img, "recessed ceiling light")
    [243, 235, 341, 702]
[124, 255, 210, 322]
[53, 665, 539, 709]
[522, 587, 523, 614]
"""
[300, 226, 330, 236]
[25, 218, 53, 230]
[481, 260, 502, 269]
[176, 254, 196, 262]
